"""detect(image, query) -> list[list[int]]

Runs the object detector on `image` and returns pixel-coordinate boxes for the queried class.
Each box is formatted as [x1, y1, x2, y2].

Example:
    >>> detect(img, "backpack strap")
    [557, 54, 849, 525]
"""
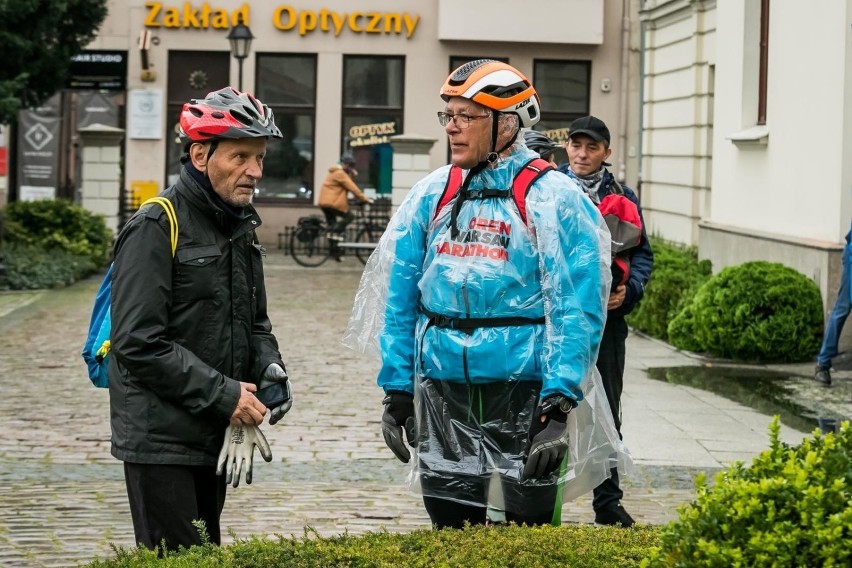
[141, 197, 178, 256]
[432, 165, 464, 223]
[512, 158, 554, 224]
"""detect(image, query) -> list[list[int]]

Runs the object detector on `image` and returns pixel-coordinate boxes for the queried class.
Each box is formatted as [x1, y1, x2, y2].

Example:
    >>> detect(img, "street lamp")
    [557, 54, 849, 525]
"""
[226, 19, 254, 91]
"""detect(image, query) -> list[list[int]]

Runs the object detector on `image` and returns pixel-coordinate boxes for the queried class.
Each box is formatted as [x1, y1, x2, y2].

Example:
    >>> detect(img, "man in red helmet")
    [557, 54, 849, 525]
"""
[109, 87, 292, 551]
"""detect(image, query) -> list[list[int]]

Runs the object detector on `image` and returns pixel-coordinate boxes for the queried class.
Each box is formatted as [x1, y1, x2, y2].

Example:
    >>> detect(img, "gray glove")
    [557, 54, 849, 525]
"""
[216, 424, 273, 487]
[381, 392, 417, 463]
[259, 363, 292, 425]
[522, 395, 572, 480]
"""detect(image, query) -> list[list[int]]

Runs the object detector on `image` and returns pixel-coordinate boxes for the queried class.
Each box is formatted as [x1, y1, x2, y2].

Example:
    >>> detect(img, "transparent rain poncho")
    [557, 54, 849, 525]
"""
[344, 145, 633, 514]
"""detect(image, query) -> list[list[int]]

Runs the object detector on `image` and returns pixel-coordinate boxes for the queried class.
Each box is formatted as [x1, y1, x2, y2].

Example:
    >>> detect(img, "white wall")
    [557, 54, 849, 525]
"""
[640, 0, 715, 245]
[710, 0, 852, 244]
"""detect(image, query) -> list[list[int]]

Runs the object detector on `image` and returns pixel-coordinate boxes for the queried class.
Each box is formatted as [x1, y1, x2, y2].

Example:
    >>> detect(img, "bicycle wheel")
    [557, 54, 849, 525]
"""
[354, 226, 376, 265]
[290, 228, 331, 267]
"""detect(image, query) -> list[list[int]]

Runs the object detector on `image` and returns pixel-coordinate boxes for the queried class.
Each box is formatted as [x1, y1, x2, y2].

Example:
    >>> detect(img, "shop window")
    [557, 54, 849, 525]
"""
[164, 51, 230, 188]
[533, 60, 591, 159]
[341, 55, 404, 195]
[255, 53, 317, 201]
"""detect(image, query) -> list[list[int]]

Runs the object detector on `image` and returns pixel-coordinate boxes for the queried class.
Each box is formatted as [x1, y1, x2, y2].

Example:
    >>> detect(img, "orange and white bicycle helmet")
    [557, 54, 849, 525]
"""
[179, 86, 282, 143]
[440, 59, 541, 128]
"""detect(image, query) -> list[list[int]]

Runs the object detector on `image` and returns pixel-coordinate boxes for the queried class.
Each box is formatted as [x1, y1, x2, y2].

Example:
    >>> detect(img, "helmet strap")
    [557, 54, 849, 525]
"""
[449, 162, 487, 239]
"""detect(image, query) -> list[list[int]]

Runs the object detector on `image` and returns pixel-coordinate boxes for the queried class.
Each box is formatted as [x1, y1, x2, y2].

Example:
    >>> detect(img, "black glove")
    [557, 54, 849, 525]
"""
[522, 395, 573, 480]
[381, 392, 417, 463]
[259, 363, 292, 425]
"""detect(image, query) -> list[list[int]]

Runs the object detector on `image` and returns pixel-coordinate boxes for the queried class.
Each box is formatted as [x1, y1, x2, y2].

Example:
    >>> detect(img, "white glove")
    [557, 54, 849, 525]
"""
[216, 424, 273, 487]
[259, 363, 292, 425]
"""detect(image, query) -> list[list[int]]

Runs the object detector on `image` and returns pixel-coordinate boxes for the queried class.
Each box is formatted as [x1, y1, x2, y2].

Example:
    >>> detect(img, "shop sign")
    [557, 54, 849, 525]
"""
[349, 121, 397, 147]
[17, 95, 61, 201]
[542, 127, 570, 145]
[144, 2, 249, 29]
[67, 51, 127, 91]
[273, 7, 419, 38]
[128, 89, 164, 140]
[144, 2, 420, 38]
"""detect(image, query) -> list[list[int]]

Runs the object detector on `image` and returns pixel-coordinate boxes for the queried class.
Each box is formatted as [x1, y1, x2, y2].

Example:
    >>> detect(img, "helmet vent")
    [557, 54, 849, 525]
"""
[211, 111, 225, 119]
[189, 107, 204, 117]
[450, 59, 495, 84]
[230, 109, 253, 126]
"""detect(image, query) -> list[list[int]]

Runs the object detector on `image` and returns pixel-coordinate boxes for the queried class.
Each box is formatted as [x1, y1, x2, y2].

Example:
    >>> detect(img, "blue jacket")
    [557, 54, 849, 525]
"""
[374, 147, 610, 402]
[559, 165, 654, 318]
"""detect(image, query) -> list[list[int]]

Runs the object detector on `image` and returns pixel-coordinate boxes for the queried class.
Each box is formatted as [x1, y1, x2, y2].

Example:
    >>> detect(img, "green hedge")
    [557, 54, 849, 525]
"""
[642, 419, 852, 567]
[668, 261, 823, 362]
[87, 524, 660, 568]
[626, 237, 711, 340]
[3, 199, 112, 267]
[1, 199, 112, 289]
[1, 242, 97, 289]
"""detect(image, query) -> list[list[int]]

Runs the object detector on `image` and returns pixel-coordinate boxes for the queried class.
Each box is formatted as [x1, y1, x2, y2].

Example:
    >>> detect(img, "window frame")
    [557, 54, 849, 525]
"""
[253, 52, 319, 203]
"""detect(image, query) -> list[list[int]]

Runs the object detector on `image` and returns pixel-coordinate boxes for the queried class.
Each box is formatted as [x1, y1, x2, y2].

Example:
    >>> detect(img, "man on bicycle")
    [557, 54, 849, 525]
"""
[318, 153, 373, 241]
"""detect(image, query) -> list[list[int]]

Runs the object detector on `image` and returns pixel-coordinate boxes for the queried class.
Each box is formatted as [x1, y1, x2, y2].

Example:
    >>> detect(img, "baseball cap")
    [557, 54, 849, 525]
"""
[568, 116, 610, 145]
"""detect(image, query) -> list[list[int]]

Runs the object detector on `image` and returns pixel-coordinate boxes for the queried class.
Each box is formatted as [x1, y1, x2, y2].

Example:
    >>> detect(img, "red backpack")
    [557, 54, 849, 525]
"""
[432, 158, 554, 225]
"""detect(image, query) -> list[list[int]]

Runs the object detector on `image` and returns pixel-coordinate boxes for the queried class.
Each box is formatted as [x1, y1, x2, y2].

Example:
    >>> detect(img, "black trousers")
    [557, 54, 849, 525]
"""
[592, 316, 629, 512]
[321, 207, 354, 233]
[124, 462, 227, 551]
[417, 380, 559, 529]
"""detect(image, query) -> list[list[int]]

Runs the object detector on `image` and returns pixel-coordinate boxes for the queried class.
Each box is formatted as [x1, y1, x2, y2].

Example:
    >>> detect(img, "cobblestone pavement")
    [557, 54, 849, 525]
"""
[0, 251, 822, 567]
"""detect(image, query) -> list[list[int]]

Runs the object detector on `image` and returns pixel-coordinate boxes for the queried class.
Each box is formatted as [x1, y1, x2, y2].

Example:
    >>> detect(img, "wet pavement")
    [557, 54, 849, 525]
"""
[0, 251, 847, 567]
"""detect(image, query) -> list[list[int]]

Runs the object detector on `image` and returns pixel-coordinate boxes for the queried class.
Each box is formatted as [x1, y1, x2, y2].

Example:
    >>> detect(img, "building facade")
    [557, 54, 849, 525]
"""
[2, 0, 637, 245]
[641, 0, 852, 325]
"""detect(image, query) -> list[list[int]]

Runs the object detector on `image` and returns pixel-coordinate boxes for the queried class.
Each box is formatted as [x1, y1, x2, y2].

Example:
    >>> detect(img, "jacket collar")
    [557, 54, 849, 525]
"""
[177, 167, 262, 237]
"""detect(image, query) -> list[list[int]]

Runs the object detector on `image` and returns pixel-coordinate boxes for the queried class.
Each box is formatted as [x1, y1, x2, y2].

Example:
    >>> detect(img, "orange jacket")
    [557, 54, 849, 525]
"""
[318, 165, 369, 213]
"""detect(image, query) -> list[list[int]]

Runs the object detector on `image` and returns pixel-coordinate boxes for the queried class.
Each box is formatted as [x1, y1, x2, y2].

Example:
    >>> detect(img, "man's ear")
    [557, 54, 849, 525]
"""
[188, 143, 209, 170]
[604, 146, 613, 162]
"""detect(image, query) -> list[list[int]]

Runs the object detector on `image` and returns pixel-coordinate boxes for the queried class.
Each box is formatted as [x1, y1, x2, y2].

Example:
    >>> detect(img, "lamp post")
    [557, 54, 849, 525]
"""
[226, 19, 254, 91]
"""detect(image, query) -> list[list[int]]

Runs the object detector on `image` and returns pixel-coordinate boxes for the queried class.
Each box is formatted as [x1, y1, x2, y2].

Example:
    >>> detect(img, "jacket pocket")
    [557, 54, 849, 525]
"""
[174, 244, 222, 301]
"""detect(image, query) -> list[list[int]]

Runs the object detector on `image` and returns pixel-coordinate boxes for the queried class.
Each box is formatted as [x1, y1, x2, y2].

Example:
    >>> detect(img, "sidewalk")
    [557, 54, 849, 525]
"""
[0, 253, 824, 567]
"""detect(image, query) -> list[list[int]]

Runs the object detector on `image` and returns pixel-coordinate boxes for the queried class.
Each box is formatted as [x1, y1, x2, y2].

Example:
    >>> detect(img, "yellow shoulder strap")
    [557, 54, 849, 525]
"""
[141, 197, 178, 257]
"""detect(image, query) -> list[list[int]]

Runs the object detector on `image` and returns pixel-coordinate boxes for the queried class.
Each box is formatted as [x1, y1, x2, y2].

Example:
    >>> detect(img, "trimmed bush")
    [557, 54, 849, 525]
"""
[87, 524, 660, 567]
[626, 237, 712, 340]
[668, 261, 822, 362]
[1, 242, 96, 289]
[642, 418, 852, 567]
[3, 199, 112, 268]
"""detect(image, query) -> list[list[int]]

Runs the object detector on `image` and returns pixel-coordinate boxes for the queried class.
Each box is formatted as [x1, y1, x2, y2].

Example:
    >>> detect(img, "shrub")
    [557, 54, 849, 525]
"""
[3, 199, 112, 268]
[642, 418, 852, 567]
[1, 242, 96, 289]
[87, 524, 661, 567]
[668, 261, 823, 362]
[626, 237, 712, 340]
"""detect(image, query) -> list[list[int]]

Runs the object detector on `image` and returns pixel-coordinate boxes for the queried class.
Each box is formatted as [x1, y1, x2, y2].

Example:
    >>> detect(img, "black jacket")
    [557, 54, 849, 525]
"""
[557, 165, 654, 318]
[109, 167, 283, 465]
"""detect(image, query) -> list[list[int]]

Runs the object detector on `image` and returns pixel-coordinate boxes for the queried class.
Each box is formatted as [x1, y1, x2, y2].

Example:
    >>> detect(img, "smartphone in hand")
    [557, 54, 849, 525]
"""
[255, 381, 291, 408]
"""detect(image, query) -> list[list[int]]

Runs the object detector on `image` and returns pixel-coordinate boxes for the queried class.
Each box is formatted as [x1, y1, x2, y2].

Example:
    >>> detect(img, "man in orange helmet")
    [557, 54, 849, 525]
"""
[347, 60, 629, 529]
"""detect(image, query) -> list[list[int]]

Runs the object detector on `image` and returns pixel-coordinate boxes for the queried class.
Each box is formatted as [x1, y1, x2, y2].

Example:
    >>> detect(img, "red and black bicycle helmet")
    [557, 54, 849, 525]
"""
[179, 86, 282, 143]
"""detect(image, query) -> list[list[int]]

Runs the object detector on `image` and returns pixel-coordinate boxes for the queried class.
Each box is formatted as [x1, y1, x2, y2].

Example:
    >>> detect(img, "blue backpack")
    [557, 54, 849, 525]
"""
[82, 197, 178, 388]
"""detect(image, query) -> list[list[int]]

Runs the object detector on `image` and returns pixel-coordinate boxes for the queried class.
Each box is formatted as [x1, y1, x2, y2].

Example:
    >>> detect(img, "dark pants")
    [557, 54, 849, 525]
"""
[321, 207, 354, 234]
[124, 462, 227, 551]
[592, 316, 628, 512]
[417, 380, 559, 529]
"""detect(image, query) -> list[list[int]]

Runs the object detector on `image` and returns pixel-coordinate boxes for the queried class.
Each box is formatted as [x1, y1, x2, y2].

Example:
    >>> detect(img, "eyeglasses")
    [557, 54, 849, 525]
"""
[437, 111, 491, 128]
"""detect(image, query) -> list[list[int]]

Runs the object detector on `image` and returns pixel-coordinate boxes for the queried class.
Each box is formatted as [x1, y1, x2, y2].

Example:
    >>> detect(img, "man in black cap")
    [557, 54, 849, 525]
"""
[559, 115, 654, 527]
